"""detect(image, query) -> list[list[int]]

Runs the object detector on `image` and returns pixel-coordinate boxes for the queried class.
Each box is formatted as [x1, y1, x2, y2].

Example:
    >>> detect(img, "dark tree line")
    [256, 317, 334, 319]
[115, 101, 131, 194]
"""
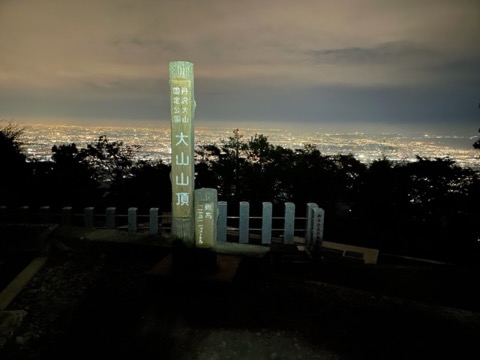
[2, 122, 480, 263]
[0, 123, 171, 212]
[195, 129, 480, 262]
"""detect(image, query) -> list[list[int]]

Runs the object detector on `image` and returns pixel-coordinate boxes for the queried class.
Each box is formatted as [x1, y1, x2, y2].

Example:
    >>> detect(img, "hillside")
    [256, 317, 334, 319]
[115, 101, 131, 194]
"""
[1, 225, 480, 359]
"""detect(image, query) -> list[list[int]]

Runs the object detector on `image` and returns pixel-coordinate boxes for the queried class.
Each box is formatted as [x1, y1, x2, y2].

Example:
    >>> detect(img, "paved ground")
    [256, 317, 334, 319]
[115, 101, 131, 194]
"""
[1, 225, 480, 359]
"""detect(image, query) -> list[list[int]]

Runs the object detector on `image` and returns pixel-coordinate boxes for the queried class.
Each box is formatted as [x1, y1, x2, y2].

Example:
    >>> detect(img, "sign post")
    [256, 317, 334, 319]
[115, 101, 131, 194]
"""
[193, 188, 218, 273]
[194, 188, 218, 248]
[169, 61, 196, 245]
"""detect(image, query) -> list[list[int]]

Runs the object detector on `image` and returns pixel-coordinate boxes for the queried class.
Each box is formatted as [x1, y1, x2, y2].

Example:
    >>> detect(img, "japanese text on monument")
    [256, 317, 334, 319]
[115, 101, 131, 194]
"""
[170, 78, 193, 217]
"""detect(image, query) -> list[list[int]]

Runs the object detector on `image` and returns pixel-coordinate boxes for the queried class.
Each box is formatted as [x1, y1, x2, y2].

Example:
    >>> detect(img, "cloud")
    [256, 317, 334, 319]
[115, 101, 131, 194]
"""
[1, 0, 478, 89]
[309, 41, 437, 66]
[427, 57, 480, 84]
[0, 0, 479, 134]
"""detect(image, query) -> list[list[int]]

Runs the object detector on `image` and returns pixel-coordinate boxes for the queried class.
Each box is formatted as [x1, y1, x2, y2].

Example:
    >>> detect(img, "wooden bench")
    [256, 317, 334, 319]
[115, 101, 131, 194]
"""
[322, 241, 379, 264]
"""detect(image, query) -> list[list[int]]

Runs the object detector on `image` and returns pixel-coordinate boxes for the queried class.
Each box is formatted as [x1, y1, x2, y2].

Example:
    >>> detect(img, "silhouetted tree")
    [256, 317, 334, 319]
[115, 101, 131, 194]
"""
[330, 153, 366, 199]
[283, 144, 334, 207]
[2, 123, 477, 262]
[111, 160, 172, 212]
[210, 129, 248, 203]
[354, 157, 410, 249]
[0, 122, 31, 205]
[352, 155, 479, 261]
[196, 130, 369, 217]
[45, 143, 100, 207]
[195, 144, 222, 190]
[27, 137, 141, 208]
[263, 145, 296, 203]
[81, 135, 140, 185]
[244, 134, 273, 164]
[240, 134, 279, 206]
[473, 128, 480, 149]
[80, 135, 140, 202]
[0, 122, 25, 163]
[402, 156, 478, 259]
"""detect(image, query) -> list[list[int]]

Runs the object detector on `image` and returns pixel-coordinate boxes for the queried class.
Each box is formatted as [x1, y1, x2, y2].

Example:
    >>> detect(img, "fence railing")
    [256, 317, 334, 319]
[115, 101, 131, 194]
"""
[0, 202, 325, 249]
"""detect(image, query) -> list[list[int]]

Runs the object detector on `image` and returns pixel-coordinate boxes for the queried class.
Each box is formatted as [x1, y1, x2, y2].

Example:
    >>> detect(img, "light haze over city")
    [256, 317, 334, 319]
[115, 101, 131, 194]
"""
[0, 0, 479, 137]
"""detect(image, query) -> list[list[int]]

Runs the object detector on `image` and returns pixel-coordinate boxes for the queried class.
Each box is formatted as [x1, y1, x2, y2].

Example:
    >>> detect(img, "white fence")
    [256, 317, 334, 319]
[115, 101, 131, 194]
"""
[0, 202, 325, 249]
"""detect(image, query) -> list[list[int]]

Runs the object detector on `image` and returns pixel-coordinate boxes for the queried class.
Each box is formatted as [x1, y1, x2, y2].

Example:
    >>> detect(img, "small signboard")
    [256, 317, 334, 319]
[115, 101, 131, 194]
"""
[194, 188, 218, 248]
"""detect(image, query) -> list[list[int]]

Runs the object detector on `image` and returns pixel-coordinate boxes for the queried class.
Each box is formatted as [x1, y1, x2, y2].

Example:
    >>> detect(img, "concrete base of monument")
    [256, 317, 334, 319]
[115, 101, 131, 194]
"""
[147, 252, 242, 283]
[147, 242, 269, 283]
[172, 246, 219, 274]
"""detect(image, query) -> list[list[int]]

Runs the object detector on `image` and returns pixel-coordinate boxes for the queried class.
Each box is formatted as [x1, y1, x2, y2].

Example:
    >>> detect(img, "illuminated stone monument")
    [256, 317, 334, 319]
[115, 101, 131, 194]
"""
[148, 61, 234, 280]
[169, 61, 196, 245]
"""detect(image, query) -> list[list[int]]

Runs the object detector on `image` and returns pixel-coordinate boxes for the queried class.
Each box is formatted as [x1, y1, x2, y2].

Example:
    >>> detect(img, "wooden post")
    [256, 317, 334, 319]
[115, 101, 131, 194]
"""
[40, 206, 51, 223]
[261, 202, 272, 245]
[305, 202, 318, 247]
[84, 207, 94, 228]
[217, 201, 228, 242]
[106, 207, 116, 229]
[284, 202, 295, 245]
[19, 206, 30, 223]
[128, 207, 137, 234]
[0, 206, 7, 224]
[169, 61, 196, 245]
[239, 202, 250, 244]
[309, 207, 325, 256]
[149, 208, 159, 235]
[62, 207, 72, 226]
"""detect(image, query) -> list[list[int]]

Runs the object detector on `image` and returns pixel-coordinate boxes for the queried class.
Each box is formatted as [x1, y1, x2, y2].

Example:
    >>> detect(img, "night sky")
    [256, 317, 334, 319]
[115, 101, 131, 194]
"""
[1, 0, 479, 136]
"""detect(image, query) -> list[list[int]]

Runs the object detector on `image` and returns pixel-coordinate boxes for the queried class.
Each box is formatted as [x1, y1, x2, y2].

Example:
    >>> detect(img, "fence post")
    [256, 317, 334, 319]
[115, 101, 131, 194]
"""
[239, 201, 250, 244]
[106, 207, 116, 229]
[128, 207, 137, 234]
[305, 203, 318, 250]
[149, 208, 159, 235]
[84, 207, 95, 228]
[62, 207, 73, 225]
[262, 202, 272, 245]
[40, 206, 51, 223]
[308, 207, 325, 256]
[0, 206, 7, 224]
[284, 202, 295, 245]
[217, 201, 227, 242]
[19, 206, 30, 223]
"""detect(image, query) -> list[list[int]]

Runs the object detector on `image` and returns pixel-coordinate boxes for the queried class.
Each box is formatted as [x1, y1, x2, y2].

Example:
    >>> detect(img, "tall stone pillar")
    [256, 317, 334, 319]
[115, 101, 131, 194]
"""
[169, 61, 196, 245]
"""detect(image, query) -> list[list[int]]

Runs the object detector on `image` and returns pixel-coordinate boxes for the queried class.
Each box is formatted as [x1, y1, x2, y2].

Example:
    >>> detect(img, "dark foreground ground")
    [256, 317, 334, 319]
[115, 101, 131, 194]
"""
[1, 225, 480, 360]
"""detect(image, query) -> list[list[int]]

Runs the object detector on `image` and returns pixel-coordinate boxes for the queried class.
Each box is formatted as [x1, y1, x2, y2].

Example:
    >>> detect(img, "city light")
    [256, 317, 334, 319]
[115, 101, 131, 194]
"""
[19, 124, 480, 170]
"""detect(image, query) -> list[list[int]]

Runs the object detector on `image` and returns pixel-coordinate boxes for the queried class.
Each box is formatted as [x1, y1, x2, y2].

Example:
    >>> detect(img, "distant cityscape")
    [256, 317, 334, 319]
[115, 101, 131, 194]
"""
[19, 123, 480, 170]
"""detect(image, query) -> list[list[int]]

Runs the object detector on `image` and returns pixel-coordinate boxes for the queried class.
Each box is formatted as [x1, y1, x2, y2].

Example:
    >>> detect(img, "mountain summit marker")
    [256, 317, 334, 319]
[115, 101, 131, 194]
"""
[169, 61, 196, 245]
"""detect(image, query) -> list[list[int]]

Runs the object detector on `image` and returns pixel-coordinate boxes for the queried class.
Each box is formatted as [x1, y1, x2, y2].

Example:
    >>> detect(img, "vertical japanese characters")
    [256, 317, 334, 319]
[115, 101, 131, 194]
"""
[169, 62, 195, 236]
[194, 188, 218, 248]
